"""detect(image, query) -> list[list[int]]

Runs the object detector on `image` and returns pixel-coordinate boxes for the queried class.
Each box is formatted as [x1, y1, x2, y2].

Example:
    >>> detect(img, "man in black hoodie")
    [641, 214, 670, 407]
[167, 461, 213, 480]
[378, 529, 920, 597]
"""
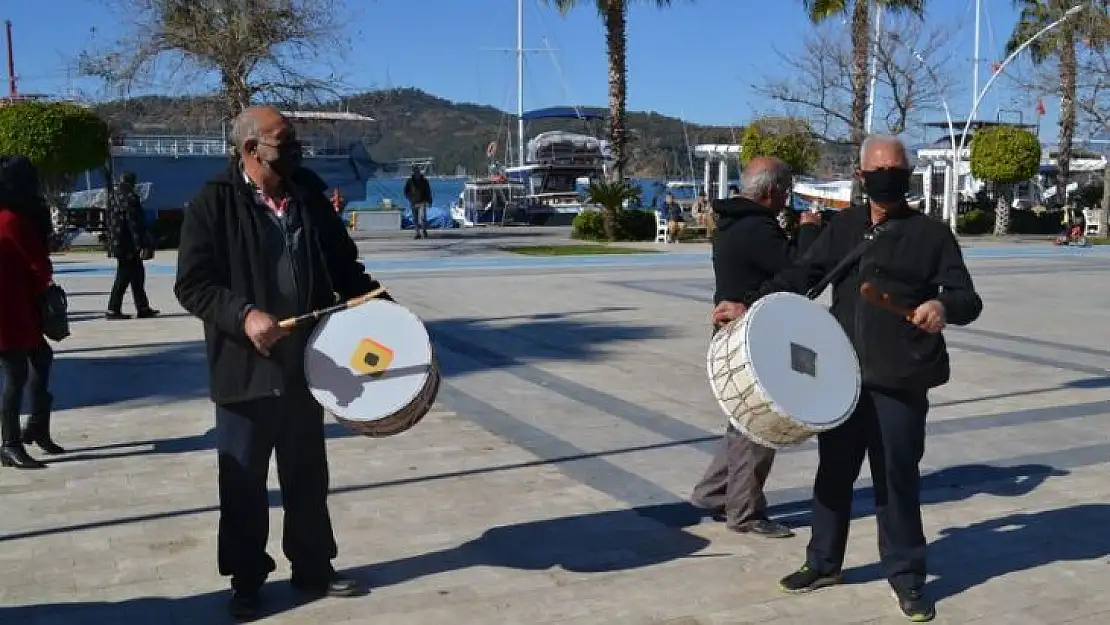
[714, 136, 982, 622]
[691, 156, 822, 538]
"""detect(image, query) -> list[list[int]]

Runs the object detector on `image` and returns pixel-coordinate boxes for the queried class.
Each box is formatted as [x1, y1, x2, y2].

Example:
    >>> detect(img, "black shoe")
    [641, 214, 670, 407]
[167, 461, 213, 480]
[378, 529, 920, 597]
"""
[291, 573, 365, 598]
[0, 445, 46, 469]
[227, 589, 261, 621]
[105, 311, 132, 320]
[22, 432, 66, 455]
[732, 519, 795, 538]
[136, 308, 161, 319]
[778, 563, 842, 594]
[414, 232, 422, 239]
[892, 586, 935, 622]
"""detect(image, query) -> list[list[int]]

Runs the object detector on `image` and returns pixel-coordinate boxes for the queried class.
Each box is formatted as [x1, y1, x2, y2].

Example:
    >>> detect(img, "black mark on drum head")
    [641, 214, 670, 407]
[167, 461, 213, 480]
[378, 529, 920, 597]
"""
[363, 352, 380, 367]
[790, 342, 817, 378]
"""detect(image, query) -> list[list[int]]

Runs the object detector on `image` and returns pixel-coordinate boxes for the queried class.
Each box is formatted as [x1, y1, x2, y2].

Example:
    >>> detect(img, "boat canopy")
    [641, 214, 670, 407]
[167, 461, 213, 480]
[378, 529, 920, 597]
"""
[521, 106, 607, 122]
[526, 131, 611, 165]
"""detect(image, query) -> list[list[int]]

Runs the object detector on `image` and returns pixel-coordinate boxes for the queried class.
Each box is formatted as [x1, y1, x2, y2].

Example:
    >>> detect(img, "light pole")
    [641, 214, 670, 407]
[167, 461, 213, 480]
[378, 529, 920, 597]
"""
[943, 3, 1086, 232]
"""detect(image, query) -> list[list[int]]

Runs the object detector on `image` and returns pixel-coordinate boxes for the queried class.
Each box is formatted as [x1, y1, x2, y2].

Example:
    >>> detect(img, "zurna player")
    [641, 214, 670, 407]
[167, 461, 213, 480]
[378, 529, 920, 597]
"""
[712, 135, 982, 622]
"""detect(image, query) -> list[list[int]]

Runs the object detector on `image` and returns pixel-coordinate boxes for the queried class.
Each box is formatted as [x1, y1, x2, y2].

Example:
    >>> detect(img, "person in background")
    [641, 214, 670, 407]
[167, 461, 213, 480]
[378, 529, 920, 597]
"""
[663, 193, 684, 243]
[105, 171, 159, 320]
[691, 190, 712, 227]
[0, 155, 64, 469]
[403, 165, 432, 239]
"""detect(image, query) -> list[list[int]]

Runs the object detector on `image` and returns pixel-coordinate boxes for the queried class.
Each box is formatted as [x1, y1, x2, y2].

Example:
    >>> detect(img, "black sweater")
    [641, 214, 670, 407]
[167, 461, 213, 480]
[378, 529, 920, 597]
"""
[175, 166, 387, 404]
[712, 197, 821, 304]
[742, 204, 982, 392]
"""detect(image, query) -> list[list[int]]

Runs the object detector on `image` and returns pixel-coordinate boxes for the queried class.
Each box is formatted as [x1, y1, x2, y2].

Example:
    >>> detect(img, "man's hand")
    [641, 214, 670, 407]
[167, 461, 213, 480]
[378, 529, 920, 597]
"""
[799, 210, 822, 226]
[712, 300, 748, 326]
[911, 299, 946, 334]
[244, 309, 290, 356]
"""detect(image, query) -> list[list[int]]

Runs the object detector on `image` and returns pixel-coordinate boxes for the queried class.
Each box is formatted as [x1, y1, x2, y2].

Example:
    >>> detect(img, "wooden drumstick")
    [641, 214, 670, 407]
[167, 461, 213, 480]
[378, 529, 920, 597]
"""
[278, 286, 389, 329]
[859, 282, 915, 321]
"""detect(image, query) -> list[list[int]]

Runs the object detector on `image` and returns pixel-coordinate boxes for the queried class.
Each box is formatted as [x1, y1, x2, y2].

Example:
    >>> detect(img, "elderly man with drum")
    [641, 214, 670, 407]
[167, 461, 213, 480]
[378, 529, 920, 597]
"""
[713, 135, 981, 622]
[691, 156, 822, 538]
[175, 106, 388, 619]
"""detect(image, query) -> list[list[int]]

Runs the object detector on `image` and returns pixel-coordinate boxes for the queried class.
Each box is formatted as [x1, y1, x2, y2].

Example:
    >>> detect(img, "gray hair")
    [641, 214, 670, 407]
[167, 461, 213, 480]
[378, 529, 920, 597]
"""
[859, 134, 911, 167]
[228, 111, 263, 156]
[739, 159, 792, 200]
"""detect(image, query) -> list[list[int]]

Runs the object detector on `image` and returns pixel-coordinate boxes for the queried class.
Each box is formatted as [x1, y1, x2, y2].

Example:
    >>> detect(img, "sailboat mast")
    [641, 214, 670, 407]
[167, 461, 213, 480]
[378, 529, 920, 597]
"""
[516, 0, 525, 167]
[864, 3, 883, 134]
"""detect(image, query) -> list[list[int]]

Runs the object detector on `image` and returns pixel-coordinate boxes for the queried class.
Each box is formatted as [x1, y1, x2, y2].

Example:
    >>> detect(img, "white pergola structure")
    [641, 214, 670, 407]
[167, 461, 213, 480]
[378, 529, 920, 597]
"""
[693, 144, 742, 199]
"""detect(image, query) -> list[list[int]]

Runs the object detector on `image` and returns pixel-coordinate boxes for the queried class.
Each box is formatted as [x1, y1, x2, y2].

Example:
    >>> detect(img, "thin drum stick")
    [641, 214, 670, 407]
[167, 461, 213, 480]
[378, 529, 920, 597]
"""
[858, 282, 914, 321]
[278, 286, 388, 329]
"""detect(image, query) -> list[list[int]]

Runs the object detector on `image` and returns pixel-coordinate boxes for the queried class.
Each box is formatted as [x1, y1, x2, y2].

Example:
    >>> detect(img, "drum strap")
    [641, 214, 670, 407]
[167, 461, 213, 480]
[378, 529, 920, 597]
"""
[805, 219, 902, 300]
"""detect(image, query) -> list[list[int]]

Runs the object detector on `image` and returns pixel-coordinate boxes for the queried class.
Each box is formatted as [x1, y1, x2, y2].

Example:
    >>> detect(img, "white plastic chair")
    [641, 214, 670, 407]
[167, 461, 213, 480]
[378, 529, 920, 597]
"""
[654, 210, 668, 243]
[1083, 208, 1102, 236]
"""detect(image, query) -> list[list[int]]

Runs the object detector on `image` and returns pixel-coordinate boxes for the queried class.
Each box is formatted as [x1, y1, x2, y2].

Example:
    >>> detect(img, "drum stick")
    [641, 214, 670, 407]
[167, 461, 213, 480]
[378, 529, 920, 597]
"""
[278, 287, 389, 329]
[859, 282, 915, 321]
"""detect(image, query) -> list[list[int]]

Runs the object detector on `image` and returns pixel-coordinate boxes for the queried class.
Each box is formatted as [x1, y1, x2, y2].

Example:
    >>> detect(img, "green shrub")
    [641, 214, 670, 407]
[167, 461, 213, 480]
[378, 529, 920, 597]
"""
[741, 116, 818, 174]
[572, 208, 657, 242]
[969, 126, 1041, 185]
[957, 208, 1062, 235]
[957, 209, 993, 235]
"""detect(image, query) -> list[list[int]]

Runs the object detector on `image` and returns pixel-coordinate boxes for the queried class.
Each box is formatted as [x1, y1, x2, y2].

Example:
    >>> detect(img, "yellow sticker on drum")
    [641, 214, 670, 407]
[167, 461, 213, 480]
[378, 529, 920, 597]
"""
[350, 338, 395, 375]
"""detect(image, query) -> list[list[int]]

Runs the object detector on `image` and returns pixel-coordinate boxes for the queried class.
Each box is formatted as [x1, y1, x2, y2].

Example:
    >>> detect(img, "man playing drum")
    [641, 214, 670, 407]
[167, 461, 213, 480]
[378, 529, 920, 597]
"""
[713, 136, 982, 622]
[175, 106, 390, 619]
[691, 156, 822, 538]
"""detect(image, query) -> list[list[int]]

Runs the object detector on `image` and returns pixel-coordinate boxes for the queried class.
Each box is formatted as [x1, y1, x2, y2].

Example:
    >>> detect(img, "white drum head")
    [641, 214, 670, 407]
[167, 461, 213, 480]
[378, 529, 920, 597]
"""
[304, 299, 434, 422]
[739, 292, 860, 427]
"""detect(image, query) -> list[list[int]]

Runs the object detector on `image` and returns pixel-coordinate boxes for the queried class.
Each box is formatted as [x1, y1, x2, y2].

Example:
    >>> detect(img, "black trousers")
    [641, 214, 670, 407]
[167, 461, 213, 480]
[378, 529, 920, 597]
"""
[107, 256, 151, 313]
[691, 424, 776, 527]
[215, 388, 337, 591]
[806, 386, 929, 591]
[0, 340, 53, 446]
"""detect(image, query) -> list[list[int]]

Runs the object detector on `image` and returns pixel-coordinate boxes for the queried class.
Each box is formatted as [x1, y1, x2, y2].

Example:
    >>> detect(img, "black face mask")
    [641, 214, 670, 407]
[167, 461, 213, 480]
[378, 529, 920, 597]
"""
[861, 168, 911, 204]
[260, 140, 303, 179]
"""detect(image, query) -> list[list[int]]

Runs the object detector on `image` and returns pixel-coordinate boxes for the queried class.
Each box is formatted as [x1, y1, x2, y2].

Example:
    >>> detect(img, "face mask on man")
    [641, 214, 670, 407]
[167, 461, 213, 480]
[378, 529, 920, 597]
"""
[861, 167, 911, 204]
[256, 140, 303, 179]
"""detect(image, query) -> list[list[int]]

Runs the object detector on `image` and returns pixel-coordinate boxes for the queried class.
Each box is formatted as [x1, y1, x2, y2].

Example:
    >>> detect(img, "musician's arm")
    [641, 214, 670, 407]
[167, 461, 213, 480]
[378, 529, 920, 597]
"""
[740, 223, 835, 306]
[174, 195, 252, 336]
[315, 201, 393, 302]
[932, 227, 982, 326]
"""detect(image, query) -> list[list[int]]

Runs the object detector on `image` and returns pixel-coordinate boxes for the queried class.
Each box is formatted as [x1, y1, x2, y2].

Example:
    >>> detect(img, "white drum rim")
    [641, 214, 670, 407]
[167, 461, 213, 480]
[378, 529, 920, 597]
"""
[304, 299, 434, 422]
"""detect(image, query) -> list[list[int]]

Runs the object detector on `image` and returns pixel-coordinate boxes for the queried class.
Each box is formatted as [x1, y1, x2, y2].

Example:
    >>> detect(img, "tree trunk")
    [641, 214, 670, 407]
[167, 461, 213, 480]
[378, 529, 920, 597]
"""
[603, 205, 619, 241]
[993, 190, 1011, 236]
[848, 0, 871, 205]
[603, 3, 628, 184]
[1057, 30, 1077, 205]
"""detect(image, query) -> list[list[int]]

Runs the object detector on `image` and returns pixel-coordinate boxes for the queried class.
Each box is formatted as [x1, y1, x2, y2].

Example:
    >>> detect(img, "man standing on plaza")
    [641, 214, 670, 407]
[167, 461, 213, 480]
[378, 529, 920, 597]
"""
[691, 156, 821, 538]
[713, 136, 982, 622]
[105, 172, 159, 320]
[403, 164, 432, 239]
[175, 105, 390, 619]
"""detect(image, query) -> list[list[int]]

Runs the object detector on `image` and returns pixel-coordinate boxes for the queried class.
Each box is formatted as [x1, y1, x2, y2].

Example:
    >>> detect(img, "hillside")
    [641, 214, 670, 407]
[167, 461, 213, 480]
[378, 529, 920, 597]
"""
[93, 88, 741, 178]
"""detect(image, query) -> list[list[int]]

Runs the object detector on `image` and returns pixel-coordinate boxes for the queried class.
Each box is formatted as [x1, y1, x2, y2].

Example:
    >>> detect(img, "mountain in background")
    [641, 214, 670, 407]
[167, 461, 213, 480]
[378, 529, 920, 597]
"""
[94, 88, 741, 178]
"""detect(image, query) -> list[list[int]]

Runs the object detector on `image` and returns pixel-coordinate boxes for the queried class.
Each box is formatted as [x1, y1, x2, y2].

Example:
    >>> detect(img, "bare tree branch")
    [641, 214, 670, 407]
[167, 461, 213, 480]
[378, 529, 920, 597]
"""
[753, 16, 957, 143]
[77, 0, 351, 117]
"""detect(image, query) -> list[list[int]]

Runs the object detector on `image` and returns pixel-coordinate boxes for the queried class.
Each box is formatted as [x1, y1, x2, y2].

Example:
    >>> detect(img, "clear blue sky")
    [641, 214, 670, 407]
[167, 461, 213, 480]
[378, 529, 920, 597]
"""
[3, 0, 1064, 142]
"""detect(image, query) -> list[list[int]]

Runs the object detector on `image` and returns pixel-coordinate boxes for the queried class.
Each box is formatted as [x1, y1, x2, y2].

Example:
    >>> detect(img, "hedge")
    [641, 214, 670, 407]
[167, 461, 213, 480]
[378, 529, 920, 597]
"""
[572, 209, 657, 242]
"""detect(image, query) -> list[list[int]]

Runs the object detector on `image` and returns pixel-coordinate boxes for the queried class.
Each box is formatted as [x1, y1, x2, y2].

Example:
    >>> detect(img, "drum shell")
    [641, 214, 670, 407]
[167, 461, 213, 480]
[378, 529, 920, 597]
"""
[706, 293, 861, 449]
[332, 357, 442, 438]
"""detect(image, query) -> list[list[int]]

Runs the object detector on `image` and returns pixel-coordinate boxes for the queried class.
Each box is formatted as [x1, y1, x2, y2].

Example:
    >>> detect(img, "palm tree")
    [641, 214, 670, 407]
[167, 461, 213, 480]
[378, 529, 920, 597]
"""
[545, 1, 676, 183]
[1007, 1, 1110, 210]
[802, 1, 925, 166]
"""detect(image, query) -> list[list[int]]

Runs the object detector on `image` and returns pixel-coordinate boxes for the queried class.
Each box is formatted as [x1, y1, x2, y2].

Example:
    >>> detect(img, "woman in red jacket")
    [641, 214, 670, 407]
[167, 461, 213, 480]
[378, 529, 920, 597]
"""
[0, 155, 61, 469]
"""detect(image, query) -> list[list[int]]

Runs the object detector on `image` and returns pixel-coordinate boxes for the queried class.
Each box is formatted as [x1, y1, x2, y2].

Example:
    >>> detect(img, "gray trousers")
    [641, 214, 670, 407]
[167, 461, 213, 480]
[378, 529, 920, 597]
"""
[411, 202, 428, 232]
[691, 424, 776, 527]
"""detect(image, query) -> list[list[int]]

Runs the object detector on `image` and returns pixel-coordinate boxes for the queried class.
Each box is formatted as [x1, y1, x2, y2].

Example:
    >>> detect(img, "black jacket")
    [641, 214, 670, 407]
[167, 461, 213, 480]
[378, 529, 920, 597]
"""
[712, 197, 821, 305]
[107, 189, 149, 259]
[174, 166, 386, 405]
[742, 204, 982, 392]
[403, 175, 433, 204]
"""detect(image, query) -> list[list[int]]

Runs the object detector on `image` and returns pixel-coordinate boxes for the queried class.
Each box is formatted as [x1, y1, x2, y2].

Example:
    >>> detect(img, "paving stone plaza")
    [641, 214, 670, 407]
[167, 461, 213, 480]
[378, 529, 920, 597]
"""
[3, 233, 1110, 624]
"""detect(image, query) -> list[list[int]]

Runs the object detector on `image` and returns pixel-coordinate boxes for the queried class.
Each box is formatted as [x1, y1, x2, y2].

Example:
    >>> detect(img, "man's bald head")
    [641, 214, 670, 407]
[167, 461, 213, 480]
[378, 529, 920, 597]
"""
[859, 135, 910, 171]
[230, 106, 294, 155]
[739, 156, 792, 209]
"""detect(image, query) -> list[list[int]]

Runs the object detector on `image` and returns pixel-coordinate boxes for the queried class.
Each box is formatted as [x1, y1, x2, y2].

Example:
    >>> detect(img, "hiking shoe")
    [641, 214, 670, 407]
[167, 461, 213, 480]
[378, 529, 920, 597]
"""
[227, 589, 261, 621]
[732, 519, 795, 538]
[892, 586, 935, 622]
[778, 563, 841, 594]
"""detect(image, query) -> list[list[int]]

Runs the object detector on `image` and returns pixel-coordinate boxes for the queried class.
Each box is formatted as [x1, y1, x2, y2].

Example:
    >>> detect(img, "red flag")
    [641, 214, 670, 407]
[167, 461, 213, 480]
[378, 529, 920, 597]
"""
[991, 61, 1002, 74]
[1035, 98, 1047, 117]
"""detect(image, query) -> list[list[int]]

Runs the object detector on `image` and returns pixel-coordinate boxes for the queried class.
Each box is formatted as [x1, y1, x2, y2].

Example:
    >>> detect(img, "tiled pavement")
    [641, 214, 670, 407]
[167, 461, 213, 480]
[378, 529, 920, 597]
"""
[2, 246, 1110, 624]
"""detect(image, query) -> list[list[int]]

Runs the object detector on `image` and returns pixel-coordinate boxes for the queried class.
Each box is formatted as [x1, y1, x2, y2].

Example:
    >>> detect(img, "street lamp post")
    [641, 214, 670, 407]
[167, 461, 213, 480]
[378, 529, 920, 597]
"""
[943, 3, 1086, 232]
